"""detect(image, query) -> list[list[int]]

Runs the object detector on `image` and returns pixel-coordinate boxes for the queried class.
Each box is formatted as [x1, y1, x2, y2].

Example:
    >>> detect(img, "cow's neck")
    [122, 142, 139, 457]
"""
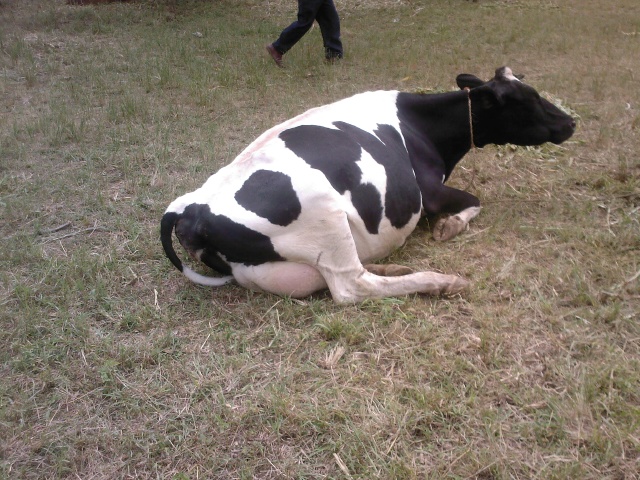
[397, 90, 475, 178]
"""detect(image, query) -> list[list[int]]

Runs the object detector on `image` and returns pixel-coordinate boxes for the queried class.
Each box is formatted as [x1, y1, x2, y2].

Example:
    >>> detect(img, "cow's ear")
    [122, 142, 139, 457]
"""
[470, 84, 502, 109]
[456, 74, 485, 90]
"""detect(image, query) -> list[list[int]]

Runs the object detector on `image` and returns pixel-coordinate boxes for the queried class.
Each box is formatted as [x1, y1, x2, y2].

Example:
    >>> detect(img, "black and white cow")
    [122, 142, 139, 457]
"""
[161, 67, 575, 304]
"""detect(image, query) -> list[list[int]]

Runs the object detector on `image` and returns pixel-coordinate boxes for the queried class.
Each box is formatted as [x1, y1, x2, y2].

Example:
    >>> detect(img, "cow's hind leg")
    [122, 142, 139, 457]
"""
[306, 214, 469, 303]
[325, 268, 469, 304]
[232, 260, 465, 302]
[247, 212, 469, 303]
[233, 258, 467, 303]
[365, 264, 414, 276]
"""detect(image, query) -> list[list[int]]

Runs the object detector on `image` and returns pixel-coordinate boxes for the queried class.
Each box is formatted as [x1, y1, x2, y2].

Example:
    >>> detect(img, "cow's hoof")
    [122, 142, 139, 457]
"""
[366, 264, 414, 276]
[433, 215, 466, 242]
[443, 276, 470, 296]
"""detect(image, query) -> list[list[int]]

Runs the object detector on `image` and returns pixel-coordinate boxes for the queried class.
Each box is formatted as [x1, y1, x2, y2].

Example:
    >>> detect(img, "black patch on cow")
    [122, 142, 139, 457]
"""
[279, 122, 421, 233]
[235, 169, 301, 226]
[175, 203, 284, 273]
[279, 125, 362, 194]
[351, 182, 384, 234]
[333, 122, 422, 229]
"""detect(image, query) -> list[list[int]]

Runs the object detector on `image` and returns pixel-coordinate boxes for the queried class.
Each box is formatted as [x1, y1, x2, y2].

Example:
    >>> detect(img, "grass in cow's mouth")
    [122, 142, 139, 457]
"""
[1, 0, 639, 478]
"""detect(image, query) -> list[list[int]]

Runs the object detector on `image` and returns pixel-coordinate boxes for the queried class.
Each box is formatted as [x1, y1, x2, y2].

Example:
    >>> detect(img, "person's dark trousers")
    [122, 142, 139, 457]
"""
[272, 0, 343, 59]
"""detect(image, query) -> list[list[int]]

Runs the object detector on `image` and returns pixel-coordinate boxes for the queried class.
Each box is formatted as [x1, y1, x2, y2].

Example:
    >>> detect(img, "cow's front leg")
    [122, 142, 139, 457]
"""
[433, 206, 482, 242]
[418, 178, 481, 242]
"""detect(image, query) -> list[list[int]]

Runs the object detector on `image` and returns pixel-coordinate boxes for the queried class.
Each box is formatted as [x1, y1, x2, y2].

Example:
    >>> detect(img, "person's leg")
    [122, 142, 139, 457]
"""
[272, 0, 323, 54]
[316, 0, 343, 59]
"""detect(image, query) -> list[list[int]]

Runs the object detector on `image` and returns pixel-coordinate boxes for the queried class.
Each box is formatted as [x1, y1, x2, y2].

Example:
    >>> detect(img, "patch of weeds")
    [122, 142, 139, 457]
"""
[388, 460, 415, 478]
[358, 297, 413, 325]
[26, 8, 62, 31]
[5, 35, 32, 63]
[150, 331, 184, 363]
[107, 95, 150, 125]
[51, 116, 87, 146]
[315, 314, 364, 345]
[58, 7, 105, 35]
[538, 461, 593, 480]
[118, 307, 154, 333]
[530, 406, 568, 448]
[98, 358, 120, 392]
[9, 299, 90, 374]
[21, 61, 39, 88]
[32, 440, 74, 478]
[398, 385, 431, 409]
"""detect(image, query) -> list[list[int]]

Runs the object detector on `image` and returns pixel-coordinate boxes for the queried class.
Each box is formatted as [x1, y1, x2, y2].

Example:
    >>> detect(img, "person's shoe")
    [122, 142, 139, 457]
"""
[325, 50, 343, 64]
[266, 44, 283, 68]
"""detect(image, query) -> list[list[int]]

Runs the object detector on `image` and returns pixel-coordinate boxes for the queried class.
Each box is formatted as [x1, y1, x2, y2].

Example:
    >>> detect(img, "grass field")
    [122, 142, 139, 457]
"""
[1, 0, 639, 478]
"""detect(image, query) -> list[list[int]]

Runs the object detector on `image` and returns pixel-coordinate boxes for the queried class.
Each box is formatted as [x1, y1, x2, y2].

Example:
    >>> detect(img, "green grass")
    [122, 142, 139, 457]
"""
[1, 0, 639, 478]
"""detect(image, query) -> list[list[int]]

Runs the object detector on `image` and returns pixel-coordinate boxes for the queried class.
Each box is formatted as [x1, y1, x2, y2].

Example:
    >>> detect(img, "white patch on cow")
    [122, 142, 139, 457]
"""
[356, 154, 387, 195]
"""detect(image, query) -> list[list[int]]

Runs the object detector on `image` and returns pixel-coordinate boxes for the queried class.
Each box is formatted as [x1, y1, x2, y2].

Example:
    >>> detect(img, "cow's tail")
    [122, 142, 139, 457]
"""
[160, 211, 234, 287]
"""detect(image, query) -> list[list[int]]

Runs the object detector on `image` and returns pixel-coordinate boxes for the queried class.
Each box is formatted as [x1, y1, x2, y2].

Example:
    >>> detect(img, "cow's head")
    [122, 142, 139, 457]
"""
[456, 67, 576, 147]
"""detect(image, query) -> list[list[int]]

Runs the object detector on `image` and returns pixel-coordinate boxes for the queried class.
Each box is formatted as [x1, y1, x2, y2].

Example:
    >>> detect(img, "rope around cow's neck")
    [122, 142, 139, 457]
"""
[462, 87, 478, 192]
[464, 87, 476, 150]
